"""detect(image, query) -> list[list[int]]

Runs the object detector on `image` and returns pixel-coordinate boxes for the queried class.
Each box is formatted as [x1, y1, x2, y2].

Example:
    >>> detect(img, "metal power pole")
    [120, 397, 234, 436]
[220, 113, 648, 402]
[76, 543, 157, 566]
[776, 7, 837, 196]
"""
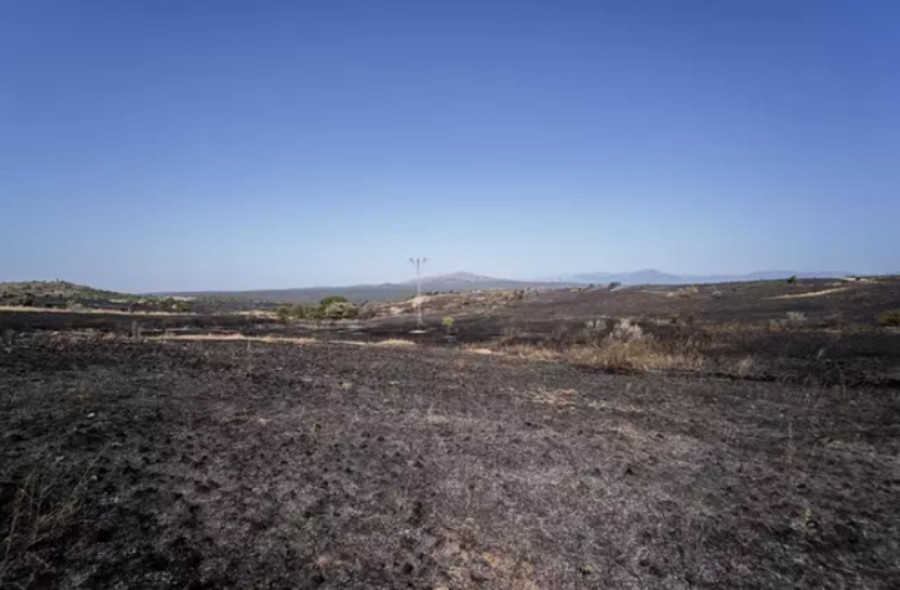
[409, 257, 427, 329]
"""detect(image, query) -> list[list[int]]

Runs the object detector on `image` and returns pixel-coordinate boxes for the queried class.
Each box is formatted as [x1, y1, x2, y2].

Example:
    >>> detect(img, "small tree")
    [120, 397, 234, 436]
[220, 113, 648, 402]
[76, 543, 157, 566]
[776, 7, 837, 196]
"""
[787, 275, 798, 284]
[442, 316, 456, 334]
[275, 306, 292, 323]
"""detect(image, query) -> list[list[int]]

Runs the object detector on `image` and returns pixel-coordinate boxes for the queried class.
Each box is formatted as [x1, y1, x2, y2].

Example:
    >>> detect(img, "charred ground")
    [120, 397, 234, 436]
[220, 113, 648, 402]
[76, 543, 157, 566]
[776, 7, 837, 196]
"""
[1, 278, 899, 588]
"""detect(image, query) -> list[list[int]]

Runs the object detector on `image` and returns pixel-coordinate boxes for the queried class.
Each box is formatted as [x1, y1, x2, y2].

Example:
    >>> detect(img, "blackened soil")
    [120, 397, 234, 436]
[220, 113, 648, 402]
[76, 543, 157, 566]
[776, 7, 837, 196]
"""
[1, 335, 899, 588]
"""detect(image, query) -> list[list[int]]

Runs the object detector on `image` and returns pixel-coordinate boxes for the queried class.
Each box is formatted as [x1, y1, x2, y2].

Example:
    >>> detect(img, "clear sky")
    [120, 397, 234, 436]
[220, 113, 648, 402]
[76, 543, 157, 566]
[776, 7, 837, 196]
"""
[2, 1, 898, 292]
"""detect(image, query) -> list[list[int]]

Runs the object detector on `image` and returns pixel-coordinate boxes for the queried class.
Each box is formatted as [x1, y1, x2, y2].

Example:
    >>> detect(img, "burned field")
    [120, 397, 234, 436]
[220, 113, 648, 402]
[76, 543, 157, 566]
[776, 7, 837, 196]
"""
[2, 279, 900, 588]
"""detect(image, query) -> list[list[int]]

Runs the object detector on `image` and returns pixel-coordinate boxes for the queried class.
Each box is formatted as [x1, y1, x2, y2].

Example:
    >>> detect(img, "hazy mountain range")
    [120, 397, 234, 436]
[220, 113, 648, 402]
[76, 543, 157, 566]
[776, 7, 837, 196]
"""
[158, 270, 854, 303]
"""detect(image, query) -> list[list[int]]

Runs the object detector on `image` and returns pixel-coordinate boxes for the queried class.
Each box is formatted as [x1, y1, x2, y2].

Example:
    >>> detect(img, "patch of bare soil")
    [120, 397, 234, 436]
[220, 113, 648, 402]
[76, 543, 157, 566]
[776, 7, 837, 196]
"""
[2, 335, 899, 588]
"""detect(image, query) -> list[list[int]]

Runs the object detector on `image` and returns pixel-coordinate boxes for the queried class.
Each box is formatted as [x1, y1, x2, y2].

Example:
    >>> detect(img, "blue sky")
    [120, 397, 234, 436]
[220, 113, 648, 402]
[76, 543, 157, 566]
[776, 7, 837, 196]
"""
[2, 0, 897, 292]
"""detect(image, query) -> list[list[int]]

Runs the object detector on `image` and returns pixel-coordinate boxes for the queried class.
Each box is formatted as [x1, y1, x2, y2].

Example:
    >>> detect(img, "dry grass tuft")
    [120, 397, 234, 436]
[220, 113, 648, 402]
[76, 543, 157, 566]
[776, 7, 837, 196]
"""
[482, 319, 705, 373]
[566, 340, 703, 372]
[464, 347, 495, 356]
[666, 285, 700, 298]
[609, 317, 643, 341]
[773, 287, 848, 300]
[153, 333, 417, 349]
[570, 318, 703, 372]
[732, 356, 756, 379]
[878, 310, 900, 327]
[1, 461, 98, 583]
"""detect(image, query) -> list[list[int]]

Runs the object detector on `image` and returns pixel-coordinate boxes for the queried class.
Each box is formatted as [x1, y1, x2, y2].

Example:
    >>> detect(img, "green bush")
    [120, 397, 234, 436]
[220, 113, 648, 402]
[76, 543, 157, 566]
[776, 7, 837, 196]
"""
[275, 297, 357, 322]
[305, 305, 325, 320]
[787, 275, 797, 284]
[275, 306, 292, 323]
[878, 310, 900, 327]
[276, 304, 328, 322]
[319, 295, 348, 308]
[324, 301, 358, 320]
[172, 300, 192, 313]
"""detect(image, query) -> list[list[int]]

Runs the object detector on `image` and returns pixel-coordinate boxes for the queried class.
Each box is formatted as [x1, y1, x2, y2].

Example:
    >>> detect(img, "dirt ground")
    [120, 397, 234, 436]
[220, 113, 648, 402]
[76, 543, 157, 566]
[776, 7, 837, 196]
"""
[2, 279, 900, 588]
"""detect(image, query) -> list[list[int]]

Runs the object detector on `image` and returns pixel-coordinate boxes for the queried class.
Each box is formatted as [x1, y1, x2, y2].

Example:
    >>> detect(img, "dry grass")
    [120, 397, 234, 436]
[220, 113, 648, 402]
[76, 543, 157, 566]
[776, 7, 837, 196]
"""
[338, 339, 417, 348]
[150, 333, 417, 349]
[232, 310, 277, 319]
[478, 318, 796, 375]
[153, 333, 318, 345]
[478, 338, 703, 373]
[468, 317, 870, 378]
[1, 461, 98, 584]
[370, 339, 417, 348]
[666, 285, 700, 298]
[878, 310, 900, 327]
[773, 287, 849, 300]
[732, 356, 756, 379]
[464, 347, 495, 356]
[567, 340, 704, 372]
[573, 318, 703, 372]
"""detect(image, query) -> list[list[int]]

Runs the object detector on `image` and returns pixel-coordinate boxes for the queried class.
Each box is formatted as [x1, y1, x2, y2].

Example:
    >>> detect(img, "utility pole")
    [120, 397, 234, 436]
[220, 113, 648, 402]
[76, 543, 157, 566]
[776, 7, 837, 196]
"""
[409, 257, 427, 329]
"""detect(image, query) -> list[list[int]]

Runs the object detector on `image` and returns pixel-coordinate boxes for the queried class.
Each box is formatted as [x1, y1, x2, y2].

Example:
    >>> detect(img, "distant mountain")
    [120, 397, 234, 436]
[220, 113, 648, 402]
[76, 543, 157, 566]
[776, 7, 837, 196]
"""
[159, 272, 567, 303]
[405, 271, 562, 292]
[554, 269, 853, 286]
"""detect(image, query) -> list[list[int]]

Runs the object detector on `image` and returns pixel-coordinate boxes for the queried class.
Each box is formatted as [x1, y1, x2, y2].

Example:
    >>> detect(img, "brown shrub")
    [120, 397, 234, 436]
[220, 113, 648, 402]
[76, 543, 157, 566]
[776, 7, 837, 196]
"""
[878, 310, 900, 327]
